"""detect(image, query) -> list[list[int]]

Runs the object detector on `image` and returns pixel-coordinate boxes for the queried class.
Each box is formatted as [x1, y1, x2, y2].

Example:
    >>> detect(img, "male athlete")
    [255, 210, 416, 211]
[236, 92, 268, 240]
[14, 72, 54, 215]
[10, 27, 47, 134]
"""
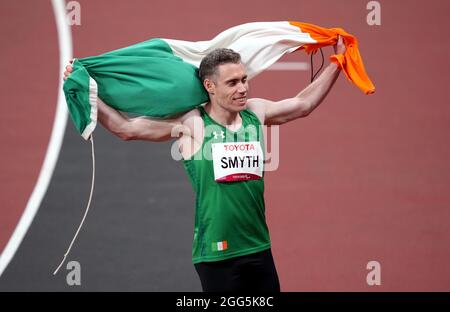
[64, 36, 345, 292]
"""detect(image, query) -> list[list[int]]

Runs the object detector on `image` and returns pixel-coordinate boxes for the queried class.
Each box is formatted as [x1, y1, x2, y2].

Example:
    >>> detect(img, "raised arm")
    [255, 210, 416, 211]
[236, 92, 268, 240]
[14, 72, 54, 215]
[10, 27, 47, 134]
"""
[248, 35, 346, 126]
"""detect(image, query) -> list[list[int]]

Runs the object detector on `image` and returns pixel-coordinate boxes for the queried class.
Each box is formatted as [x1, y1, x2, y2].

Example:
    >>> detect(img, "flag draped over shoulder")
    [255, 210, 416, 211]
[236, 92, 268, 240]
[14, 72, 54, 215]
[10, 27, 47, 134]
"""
[63, 21, 375, 140]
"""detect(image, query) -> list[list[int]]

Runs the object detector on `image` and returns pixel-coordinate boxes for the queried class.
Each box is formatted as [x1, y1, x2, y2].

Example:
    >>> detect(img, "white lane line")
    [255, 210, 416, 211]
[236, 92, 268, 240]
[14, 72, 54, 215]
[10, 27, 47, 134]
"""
[0, 0, 72, 277]
[267, 62, 309, 71]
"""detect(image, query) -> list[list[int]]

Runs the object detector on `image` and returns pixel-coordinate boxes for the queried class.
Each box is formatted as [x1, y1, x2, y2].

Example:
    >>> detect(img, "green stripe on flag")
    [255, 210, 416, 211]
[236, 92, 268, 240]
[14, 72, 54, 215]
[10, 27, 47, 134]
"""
[63, 38, 209, 139]
[63, 60, 94, 136]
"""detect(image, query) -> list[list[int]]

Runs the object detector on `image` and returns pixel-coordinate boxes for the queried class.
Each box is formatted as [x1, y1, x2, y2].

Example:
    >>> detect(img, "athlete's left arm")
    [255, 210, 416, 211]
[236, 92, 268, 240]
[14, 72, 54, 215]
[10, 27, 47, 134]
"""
[248, 36, 345, 126]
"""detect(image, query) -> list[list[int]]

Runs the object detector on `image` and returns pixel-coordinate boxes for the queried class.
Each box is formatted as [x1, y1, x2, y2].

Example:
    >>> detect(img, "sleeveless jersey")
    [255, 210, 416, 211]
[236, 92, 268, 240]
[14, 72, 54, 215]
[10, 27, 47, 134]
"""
[183, 106, 271, 263]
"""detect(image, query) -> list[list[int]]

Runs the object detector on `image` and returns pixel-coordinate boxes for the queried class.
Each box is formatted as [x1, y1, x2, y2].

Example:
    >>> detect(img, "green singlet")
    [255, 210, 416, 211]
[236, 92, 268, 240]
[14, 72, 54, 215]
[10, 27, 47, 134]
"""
[183, 106, 271, 264]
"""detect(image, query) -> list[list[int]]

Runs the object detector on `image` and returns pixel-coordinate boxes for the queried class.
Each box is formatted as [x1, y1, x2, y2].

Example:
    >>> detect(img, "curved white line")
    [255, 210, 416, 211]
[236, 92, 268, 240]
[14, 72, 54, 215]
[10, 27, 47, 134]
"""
[0, 0, 72, 277]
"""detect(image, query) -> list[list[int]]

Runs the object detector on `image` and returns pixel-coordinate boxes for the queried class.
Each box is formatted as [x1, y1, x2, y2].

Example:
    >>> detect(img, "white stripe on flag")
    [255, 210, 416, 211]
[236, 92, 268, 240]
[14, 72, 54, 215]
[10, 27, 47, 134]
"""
[81, 77, 98, 140]
[217, 242, 223, 251]
[164, 21, 316, 78]
[268, 62, 309, 71]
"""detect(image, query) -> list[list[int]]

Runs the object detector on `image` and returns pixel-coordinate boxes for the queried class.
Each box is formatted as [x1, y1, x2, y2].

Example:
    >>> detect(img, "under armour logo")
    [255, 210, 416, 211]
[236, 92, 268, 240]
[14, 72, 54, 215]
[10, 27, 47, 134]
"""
[213, 131, 225, 139]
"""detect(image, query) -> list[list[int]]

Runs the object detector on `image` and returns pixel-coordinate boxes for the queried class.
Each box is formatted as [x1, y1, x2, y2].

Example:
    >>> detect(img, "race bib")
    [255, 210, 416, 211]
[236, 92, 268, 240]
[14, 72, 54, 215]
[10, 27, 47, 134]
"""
[211, 141, 264, 182]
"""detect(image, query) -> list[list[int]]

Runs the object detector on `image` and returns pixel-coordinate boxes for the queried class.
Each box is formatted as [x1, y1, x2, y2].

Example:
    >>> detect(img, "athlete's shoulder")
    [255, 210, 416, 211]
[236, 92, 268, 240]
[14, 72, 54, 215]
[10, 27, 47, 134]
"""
[246, 98, 270, 125]
[180, 106, 201, 121]
[179, 106, 204, 139]
[177, 107, 204, 159]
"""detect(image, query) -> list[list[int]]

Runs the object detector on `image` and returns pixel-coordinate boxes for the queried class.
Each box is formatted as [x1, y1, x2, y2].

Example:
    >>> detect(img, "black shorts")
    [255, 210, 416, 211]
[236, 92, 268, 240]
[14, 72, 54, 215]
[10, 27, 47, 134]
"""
[194, 249, 280, 292]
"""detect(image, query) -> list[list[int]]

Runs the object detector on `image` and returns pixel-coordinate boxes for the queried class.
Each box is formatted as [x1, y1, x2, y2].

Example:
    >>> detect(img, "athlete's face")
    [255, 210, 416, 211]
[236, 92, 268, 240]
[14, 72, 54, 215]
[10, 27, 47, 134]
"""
[205, 62, 249, 112]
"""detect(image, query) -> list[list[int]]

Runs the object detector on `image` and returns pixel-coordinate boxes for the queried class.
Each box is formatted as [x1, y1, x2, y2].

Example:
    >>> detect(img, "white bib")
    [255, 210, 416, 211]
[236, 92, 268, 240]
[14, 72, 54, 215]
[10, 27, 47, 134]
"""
[211, 141, 264, 182]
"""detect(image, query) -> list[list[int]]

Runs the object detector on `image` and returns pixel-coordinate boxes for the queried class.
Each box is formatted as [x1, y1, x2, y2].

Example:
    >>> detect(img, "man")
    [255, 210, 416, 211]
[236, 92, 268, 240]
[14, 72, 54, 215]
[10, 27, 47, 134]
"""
[64, 36, 345, 292]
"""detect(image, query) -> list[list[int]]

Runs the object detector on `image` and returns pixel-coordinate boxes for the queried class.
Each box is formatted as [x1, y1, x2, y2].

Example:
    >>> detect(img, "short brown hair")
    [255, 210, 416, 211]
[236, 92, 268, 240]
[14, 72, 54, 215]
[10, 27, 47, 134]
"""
[198, 48, 241, 82]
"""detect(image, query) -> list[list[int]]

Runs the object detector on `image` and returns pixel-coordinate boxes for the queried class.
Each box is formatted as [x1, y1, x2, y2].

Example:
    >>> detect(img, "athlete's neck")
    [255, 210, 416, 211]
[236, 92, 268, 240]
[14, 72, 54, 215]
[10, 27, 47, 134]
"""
[205, 102, 242, 131]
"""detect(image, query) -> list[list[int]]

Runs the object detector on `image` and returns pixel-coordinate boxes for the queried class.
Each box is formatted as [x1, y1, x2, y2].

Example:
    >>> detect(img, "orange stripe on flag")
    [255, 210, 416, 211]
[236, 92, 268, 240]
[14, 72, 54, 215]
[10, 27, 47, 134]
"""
[289, 21, 375, 95]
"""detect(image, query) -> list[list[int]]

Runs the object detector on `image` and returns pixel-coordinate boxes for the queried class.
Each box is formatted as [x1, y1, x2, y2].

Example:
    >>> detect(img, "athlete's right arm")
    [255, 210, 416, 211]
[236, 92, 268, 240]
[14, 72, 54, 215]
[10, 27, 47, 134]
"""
[97, 98, 185, 141]
[63, 62, 188, 142]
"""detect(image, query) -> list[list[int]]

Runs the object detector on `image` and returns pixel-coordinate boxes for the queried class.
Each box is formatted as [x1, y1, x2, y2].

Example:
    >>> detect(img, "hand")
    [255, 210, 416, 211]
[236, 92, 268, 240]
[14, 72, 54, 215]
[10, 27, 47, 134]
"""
[333, 35, 346, 55]
[63, 59, 74, 80]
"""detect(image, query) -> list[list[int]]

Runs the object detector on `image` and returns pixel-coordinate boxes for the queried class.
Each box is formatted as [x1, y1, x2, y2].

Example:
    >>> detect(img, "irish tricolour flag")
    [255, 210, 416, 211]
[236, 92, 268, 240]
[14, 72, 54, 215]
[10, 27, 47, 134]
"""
[212, 240, 228, 252]
[64, 21, 375, 140]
